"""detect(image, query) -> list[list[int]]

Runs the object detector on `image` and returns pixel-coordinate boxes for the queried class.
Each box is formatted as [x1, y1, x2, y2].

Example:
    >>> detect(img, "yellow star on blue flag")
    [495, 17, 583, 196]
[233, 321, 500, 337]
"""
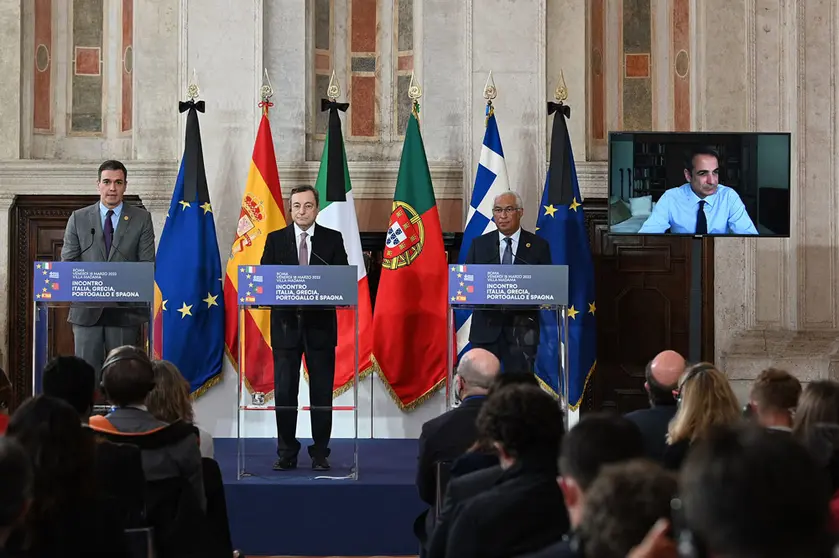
[535, 99, 597, 411]
[153, 99, 225, 394]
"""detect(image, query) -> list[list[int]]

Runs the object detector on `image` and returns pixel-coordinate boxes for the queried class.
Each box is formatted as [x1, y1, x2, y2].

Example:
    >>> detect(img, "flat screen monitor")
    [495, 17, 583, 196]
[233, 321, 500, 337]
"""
[607, 132, 791, 237]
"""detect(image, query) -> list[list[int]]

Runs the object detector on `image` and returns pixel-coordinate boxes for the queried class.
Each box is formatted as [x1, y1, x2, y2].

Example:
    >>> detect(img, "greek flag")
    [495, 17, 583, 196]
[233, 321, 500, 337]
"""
[455, 106, 510, 360]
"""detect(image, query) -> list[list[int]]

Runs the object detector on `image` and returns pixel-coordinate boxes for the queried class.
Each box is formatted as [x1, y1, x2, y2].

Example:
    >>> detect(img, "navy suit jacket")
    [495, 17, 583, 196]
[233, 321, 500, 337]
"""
[465, 229, 552, 345]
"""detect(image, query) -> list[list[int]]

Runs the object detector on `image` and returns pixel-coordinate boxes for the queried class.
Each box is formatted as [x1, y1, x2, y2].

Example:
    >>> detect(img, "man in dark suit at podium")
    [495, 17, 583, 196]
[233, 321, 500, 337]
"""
[465, 191, 552, 373]
[61, 160, 156, 382]
[261, 185, 348, 472]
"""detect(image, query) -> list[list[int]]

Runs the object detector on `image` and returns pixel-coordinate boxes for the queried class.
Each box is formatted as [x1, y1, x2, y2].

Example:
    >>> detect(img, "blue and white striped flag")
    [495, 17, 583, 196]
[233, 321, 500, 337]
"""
[455, 105, 510, 360]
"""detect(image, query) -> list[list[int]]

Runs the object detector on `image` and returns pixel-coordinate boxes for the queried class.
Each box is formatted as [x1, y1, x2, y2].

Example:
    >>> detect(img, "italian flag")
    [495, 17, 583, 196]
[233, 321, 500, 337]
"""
[314, 102, 374, 394]
[373, 104, 449, 408]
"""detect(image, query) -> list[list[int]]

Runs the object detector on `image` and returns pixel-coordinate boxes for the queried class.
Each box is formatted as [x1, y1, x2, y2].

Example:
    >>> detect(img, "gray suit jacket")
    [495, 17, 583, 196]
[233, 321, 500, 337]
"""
[61, 202, 156, 326]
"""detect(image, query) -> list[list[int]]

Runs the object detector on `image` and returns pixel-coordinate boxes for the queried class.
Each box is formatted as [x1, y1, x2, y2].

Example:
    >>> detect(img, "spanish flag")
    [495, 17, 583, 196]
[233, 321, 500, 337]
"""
[223, 106, 286, 395]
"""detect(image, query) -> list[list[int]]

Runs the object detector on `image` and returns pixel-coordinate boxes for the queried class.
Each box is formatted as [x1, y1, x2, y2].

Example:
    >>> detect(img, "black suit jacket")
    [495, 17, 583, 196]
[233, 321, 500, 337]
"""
[445, 459, 569, 558]
[427, 465, 506, 558]
[624, 404, 678, 463]
[517, 538, 579, 558]
[85, 426, 147, 528]
[465, 229, 552, 345]
[260, 223, 349, 350]
[416, 396, 487, 506]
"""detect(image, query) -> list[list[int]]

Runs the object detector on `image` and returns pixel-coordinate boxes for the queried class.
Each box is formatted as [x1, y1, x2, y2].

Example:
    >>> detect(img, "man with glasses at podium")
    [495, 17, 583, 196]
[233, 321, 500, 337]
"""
[61, 160, 156, 384]
[464, 191, 552, 373]
[261, 185, 348, 472]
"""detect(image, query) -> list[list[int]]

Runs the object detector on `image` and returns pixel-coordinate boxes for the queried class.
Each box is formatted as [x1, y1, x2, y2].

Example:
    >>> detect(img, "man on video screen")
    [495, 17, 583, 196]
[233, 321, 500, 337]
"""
[638, 146, 758, 235]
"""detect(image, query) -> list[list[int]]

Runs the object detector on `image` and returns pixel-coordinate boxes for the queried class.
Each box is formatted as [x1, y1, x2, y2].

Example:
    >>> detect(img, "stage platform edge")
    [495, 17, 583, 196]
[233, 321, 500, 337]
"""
[216, 438, 424, 556]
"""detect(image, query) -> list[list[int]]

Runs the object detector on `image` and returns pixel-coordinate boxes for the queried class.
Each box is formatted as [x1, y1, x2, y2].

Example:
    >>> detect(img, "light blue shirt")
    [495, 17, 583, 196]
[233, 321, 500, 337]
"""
[99, 202, 123, 233]
[638, 184, 758, 235]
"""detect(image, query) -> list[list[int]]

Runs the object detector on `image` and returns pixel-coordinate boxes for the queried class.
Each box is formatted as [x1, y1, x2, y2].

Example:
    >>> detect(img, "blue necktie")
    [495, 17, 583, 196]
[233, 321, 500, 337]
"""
[104, 210, 114, 257]
[696, 201, 707, 234]
[502, 237, 513, 265]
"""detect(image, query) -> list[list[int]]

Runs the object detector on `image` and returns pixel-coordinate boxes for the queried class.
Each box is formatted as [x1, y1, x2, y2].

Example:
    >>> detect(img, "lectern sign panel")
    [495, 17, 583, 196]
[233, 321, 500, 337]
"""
[32, 261, 155, 303]
[237, 265, 358, 307]
[448, 264, 569, 306]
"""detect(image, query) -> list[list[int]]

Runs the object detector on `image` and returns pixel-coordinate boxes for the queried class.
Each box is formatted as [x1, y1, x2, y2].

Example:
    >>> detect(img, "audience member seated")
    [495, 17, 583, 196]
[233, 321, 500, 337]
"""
[0, 437, 32, 558]
[746, 367, 801, 431]
[147, 359, 215, 458]
[573, 460, 677, 558]
[791, 380, 839, 531]
[521, 413, 646, 557]
[427, 375, 542, 558]
[414, 348, 500, 553]
[625, 350, 684, 462]
[663, 362, 740, 470]
[680, 424, 834, 558]
[41, 355, 146, 528]
[5, 395, 130, 557]
[89, 346, 206, 512]
[449, 371, 540, 478]
[442, 384, 569, 558]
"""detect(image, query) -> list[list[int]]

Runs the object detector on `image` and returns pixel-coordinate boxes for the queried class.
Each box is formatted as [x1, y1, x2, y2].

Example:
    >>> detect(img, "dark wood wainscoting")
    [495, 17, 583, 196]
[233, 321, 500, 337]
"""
[7, 195, 145, 410]
[582, 199, 714, 413]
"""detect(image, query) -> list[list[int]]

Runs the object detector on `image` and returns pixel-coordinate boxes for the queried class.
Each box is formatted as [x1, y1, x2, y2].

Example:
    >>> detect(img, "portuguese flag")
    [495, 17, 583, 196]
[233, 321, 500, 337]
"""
[373, 104, 448, 408]
[223, 106, 286, 396]
[313, 99, 374, 394]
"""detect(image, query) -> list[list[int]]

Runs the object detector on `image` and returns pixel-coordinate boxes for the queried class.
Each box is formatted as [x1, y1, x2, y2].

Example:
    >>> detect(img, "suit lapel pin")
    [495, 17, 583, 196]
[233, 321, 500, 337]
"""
[526, 243, 531, 248]
[123, 215, 129, 221]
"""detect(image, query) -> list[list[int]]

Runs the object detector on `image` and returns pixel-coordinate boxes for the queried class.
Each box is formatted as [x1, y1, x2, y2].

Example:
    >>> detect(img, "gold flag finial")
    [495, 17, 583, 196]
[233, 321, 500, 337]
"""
[554, 70, 568, 102]
[483, 71, 497, 102]
[408, 71, 423, 119]
[327, 70, 341, 101]
[187, 68, 200, 100]
[408, 70, 423, 101]
[260, 68, 274, 103]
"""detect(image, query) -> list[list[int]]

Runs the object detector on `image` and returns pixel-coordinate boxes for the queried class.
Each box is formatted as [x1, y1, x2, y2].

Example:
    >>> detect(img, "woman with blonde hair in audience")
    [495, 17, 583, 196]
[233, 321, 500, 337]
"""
[147, 360, 214, 458]
[663, 362, 740, 470]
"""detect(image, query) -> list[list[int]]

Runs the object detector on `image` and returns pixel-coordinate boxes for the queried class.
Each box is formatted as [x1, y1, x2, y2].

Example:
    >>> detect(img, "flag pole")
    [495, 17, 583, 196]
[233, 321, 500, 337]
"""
[553, 69, 573, 426]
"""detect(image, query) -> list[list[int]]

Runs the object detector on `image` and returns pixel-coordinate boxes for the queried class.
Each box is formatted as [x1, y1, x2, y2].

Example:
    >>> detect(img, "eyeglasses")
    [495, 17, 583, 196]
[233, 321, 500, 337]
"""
[292, 202, 316, 211]
[492, 206, 520, 215]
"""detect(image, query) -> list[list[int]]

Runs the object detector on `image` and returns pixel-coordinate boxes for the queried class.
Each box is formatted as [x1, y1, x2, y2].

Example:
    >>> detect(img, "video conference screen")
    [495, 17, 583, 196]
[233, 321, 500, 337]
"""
[607, 132, 791, 237]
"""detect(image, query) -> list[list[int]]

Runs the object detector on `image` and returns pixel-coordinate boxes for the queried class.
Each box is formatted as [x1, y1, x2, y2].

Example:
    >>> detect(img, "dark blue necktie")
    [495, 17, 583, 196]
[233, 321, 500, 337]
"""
[104, 210, 114, 257]
[696, 201, 707, 234]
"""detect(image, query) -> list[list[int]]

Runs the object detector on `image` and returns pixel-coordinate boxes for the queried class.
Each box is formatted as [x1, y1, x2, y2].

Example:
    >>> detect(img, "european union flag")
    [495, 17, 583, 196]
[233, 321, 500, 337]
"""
[154, 99, 225, 395]
[455, 105, 510, 360]
[534, 101, 597, 410]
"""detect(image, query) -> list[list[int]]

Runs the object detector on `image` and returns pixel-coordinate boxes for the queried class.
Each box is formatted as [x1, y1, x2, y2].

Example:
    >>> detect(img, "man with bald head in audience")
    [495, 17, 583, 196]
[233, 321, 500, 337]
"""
[624, 350, 685, 462]
[414, 348, 501, 552]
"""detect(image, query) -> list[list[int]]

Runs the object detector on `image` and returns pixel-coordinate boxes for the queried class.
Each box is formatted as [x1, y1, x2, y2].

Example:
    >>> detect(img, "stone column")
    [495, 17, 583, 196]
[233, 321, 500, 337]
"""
[463, 0, 547, 229]
[709, 0, 839, 400]
[133, 0, 180, 161]
[264, 0, 306, 163]
[0, 0, 21, 159]
[546, 0, 586, 160]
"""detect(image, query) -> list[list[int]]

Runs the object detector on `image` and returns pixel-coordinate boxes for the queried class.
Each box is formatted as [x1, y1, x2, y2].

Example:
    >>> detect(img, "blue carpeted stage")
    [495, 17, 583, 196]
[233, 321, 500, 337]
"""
[216, 438, 425, 556]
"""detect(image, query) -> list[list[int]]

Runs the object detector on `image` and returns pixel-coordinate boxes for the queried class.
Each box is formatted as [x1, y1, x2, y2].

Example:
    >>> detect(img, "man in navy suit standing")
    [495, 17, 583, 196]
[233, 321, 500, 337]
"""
[261, 185, 348, 472]
[465, 191, 552, 373]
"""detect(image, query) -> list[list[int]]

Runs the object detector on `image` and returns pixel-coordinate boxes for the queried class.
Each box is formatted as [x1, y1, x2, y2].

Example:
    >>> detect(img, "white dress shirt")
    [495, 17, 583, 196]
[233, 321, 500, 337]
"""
[294, 222, 314, 264]
[498, 228, 522, 264]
